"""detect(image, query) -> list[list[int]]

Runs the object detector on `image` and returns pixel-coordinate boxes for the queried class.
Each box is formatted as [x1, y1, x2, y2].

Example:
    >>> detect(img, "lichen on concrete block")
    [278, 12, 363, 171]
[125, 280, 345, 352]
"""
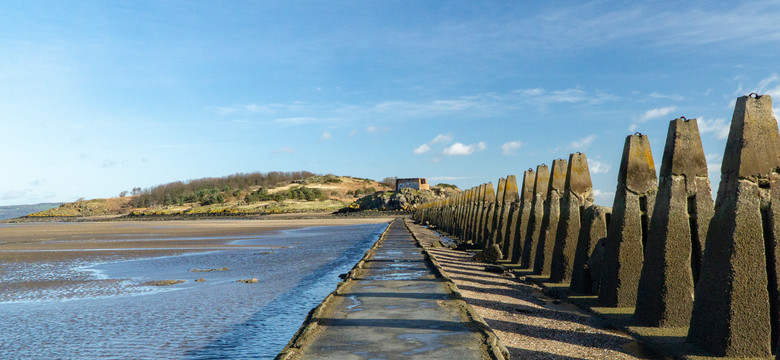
[634, 117, 714, 327]
[687, 95, 780, 357]
[598, 133, 657, 307]
[521, 165, 550, 269]
[533, 159, 568, 276]
[550, 153, 594, 283]
[510, 169, 536, 264]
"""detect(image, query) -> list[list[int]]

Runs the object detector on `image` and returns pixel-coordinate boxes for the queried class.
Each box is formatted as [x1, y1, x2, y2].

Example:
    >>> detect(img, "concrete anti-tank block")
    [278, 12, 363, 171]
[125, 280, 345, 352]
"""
[598, 133, 657, 307]
[499, 175, 520, 259]
[489, 178, 507, 246]
[477, 183, 496, 248]
[688, 95, 780, 357]
[634, 117, 714, 327]
[510, 169, 536, 264]
[569, 205, 611, 294]
[550, 153, 594, 283]
[521, 165, 550, 269]
[534, 159, 568, 276]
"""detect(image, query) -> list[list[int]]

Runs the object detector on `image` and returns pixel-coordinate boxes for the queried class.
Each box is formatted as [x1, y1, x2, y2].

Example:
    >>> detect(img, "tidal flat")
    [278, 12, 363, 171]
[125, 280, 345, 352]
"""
[0, 218, 391, 359]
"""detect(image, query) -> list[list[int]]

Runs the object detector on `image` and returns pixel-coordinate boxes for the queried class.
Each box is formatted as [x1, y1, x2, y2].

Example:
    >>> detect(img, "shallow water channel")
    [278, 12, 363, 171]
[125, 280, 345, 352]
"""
[0, 222, 387, 359]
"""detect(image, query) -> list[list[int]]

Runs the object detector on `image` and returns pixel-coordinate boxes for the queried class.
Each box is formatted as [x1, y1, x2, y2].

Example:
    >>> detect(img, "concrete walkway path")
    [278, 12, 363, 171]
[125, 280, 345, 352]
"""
[278, 219, 506, 359]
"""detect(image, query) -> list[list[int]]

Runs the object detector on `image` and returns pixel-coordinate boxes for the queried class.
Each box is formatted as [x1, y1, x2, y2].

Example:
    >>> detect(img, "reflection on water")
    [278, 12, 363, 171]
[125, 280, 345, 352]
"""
[0, 223, 387, 359]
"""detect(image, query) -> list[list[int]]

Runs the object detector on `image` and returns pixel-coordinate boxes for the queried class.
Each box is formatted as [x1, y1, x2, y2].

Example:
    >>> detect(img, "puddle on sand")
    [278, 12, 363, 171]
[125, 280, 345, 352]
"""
[0, 223, 387, 359]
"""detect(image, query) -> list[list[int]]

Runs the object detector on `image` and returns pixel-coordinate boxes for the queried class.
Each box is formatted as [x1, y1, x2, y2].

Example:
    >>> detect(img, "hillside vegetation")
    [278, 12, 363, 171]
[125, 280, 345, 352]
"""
[27, 172, 394, 219]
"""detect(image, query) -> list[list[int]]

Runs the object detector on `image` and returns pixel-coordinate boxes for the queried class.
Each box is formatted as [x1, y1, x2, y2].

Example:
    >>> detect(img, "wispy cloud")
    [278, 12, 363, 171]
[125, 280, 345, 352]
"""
[430, 133, 453, 144]
[213, 87, 618, 128]
[569, 135, 596, 150]
[640, 106, 677, 122]
[413, 144, 431, 154]
[698, 117, 730, 140]
[501, 140, 523, 155]
[649, 92, 685, 101]
[512, 87, 617, 105]
[274, 147, 296, 154]
[274, 117, 325, 125]
[442, 142, 486, 156]
[593, 189, 615, 205]
[630, 106, 677, 131]
[589, 160, 611, 174]
[319, 131, 332, 141]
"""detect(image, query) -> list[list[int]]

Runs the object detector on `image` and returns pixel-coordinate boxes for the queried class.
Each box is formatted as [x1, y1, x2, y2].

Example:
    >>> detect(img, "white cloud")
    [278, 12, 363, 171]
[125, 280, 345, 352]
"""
[569, 135, 596, 149]
[430, 133, 453, 144]
[649, 92, 685, 101]
[514, 87, 617, 105]
[589, 160, 611, 174]
[366, 126, 377, 133]
[319, 131, 332, 141]
[274, 117, 322, 125]
[274, 147, 296, 154]
[631, 106, 677, 131]
[593, 189, 615, 205]
[348, 129, 359, 137]
[640, 106, 677, 122]
[477, 142, 487, 151]
[413, 144, 431, 154]
[698, 117, 730, 140]
[442, 142, 477, 156]
[501, 140, 523, 155]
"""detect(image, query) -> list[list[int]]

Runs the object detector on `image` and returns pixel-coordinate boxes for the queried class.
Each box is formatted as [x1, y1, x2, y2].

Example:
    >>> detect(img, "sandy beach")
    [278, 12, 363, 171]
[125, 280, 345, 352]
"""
[0, 218, 393, 295]
[0, 218, 393, 261]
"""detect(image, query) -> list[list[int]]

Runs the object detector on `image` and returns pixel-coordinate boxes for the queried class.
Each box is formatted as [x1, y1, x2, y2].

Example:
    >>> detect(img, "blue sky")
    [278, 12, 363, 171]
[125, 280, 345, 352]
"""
[2, 1, 780, 206]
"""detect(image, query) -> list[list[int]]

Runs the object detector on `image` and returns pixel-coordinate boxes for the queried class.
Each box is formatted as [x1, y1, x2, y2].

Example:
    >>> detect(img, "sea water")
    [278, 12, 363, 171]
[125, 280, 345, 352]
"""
[0, 222, 387, 359]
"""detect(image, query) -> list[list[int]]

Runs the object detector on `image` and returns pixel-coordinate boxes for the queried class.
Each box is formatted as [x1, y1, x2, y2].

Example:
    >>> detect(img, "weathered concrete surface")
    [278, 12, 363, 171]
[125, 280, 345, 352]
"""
[498, 175, 519, 257]
[533, 159, 568, 276]
[521, 165, 550, 269]
[477, 183, 496, 248]
[509, 169, 535, 264]
[569, 205, 611, 294]
[550, 153, 594, 283]
[688, 95, 780, 357]
[634, 118, 714, 327]
[489, 178, 508, 246]
[496, 175, 520, 256]
[278, 219, 507, 359]
[598, 134, 657, 307]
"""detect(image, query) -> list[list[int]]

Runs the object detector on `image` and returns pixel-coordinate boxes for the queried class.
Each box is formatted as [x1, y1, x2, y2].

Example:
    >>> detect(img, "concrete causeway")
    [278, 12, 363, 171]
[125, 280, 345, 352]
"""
[277, 219, 507, 359]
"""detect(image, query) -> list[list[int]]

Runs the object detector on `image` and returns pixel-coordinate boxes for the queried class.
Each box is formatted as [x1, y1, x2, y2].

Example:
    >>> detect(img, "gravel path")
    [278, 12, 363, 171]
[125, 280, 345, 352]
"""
[407, 222, 661, 360]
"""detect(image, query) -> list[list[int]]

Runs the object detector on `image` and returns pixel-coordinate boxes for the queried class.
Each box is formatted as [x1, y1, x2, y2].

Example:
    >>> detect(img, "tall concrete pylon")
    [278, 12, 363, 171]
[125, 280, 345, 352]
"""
[550, 153, 594, 283]
[510, 169, 536, 264]
[569, 205, 611, 294]
[598, 133, 657, 307]
[489, 178, 507, 246]
[521, 165, 550, 269]
[477, 182, 496, 248]
[533, 158, 568, 276]
[688, 95, 780, 357]
[497, 175, 520, 252]
[634, 118, 714, 327]
[473, 184, 487, 243]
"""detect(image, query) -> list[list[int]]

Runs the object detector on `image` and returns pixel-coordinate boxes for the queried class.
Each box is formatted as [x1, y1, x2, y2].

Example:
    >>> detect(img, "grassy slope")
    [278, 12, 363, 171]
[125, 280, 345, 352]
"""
[27, 176, 391, 219]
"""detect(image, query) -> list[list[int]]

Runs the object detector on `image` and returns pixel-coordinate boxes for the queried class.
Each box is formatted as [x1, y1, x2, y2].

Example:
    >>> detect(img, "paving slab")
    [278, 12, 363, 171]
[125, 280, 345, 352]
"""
[278, 219, 507, 359]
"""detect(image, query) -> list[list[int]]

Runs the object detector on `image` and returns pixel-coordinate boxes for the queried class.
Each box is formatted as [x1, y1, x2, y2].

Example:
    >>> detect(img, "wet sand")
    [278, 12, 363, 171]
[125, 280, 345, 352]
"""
[0, 218, 393, 294]
[0, 218, 393, 262]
